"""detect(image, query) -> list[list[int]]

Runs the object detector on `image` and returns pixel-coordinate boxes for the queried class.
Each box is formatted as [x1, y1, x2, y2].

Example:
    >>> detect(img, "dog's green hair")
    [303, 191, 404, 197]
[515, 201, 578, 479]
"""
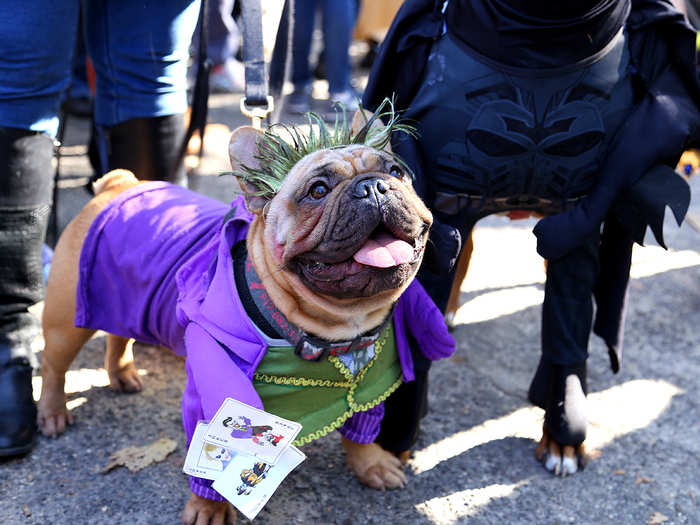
[231, 97, 415, 199]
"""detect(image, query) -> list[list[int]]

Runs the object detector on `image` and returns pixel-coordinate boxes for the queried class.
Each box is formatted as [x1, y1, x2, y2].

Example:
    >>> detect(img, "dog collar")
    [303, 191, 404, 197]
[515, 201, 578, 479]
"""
[292, 313, 393, 362]
[233, 242, 393, 361]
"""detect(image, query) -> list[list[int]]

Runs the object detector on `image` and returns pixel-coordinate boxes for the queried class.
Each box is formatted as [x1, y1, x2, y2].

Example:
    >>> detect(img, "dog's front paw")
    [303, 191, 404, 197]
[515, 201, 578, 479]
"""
[529, 359, 588, 476]
[341, 436, 407, 490]
[181, 494, 236, 525]
[535, 427, 587, 477]
[107, 362, 143, 393]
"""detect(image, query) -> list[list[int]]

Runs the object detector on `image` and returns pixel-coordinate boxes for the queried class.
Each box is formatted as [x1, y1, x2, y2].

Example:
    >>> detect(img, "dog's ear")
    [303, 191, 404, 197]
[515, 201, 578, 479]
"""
[229, 126, 269, 214]
[350, 109, 392, 154]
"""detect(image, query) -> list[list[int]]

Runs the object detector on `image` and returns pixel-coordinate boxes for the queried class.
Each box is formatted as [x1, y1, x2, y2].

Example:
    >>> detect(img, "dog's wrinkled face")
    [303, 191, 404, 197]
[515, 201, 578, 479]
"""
[266, 144, 432, 298]
[229, 118, 432, 301]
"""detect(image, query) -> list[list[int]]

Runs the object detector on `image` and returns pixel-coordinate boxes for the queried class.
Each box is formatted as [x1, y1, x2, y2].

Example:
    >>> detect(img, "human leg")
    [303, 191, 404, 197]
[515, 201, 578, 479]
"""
[0, 2, 80, 136]
[0, 1, 80, 456]
[192, 0, 244, 93]
[286, 0, 317, 114]
[64, 8, 93, 118]
[84, 0, 200, 184]
[205, 0, 239, 67]
[320, 0, 355, 99]
[0, 128, 56, 455]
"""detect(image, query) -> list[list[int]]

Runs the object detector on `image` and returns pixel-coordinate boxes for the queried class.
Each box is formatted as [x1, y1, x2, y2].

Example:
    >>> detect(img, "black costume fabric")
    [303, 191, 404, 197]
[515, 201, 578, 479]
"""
[445, 0, 631, 69]
[363, 0, 700, 448]
[363, 0, 699, 370]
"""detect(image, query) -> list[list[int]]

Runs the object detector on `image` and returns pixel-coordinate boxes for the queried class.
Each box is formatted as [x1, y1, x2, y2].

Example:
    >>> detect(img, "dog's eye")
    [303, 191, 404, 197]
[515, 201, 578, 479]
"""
[308, 182, 330, 200]
[389, 165, 403, 179]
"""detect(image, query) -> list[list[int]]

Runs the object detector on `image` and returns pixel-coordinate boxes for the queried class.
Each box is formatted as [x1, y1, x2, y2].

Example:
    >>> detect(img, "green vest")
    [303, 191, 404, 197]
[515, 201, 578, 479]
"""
[252, 321, 403, 446]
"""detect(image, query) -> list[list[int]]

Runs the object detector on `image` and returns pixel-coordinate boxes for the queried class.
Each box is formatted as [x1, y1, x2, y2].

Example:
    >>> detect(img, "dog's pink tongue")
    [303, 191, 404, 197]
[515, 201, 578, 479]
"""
[353, 232, 414, 268]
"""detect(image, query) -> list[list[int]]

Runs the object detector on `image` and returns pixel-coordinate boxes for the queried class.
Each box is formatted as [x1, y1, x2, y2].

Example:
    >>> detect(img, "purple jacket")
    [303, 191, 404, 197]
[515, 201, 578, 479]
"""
[76, 182, 455, 500]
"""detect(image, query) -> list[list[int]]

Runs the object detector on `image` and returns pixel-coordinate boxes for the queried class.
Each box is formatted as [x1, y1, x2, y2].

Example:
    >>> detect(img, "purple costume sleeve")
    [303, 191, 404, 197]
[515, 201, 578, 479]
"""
[392, 278, 456, 382]
[338, 403, 385, 443]
[189, 477, 224, 502]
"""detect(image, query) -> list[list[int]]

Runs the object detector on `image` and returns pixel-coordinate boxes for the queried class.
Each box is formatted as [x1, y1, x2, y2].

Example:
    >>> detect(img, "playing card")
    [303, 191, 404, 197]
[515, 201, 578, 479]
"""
[204, 398, 302, 464]
[183, 421, 237, 480]
[212, 446, 306, 521]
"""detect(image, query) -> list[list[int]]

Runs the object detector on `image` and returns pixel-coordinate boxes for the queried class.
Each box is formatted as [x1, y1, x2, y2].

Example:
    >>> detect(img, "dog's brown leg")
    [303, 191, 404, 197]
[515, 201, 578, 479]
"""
[38, 216, 96, 437]
[181, 494, 237, 525]
[444, 230, 474, 328]
[105, 335, 142, 393]
[341, 436, 407, 490]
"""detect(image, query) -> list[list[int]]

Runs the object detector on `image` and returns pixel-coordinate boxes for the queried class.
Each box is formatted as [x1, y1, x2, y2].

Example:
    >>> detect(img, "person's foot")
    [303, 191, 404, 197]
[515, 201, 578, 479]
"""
[209, 58, 245, 93]
[0, 356, 37, 457]
[285, 88, 311, 115]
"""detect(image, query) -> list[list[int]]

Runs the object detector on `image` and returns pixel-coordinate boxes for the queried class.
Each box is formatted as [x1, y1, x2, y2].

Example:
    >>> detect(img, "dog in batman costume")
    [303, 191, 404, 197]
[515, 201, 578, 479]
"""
[364, 0, 699, 475]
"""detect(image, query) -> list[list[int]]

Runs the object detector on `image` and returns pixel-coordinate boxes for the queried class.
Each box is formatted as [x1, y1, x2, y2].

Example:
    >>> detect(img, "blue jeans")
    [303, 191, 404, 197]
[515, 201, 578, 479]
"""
[0, 0, 199, 138]
[291, 0, 355, 94]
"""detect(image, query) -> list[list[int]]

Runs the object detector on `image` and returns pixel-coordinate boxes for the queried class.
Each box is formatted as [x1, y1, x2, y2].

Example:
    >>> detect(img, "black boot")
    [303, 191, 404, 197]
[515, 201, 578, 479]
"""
[0, 127, 54, 457]
[102, 114, 187, 186]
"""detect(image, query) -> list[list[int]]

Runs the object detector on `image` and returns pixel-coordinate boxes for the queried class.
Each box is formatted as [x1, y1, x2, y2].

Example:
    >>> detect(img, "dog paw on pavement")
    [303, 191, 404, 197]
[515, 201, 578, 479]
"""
[37, 366, 73, 438]
[107, 362, 143, 393]
[341, 437, 407, 490]
[535, 427, 587, 477]
[181, 494, 236, 525]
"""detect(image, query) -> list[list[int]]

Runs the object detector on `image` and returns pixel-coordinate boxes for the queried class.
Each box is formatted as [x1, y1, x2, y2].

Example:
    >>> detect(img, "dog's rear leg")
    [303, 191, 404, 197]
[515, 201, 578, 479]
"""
[105, 335, 142, 392]
[38, 307, 95, 438]
[37, 216, 97, 438]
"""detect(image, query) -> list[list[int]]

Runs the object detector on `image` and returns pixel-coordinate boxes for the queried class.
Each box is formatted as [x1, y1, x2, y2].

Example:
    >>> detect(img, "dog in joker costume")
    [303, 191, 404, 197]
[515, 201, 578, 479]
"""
[362, 0, 698, 476]
[37, 101, 455, 524]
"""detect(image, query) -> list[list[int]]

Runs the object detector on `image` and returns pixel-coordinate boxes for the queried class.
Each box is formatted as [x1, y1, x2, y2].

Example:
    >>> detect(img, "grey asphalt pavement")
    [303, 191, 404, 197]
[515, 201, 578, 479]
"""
[1, 90, 699, 525]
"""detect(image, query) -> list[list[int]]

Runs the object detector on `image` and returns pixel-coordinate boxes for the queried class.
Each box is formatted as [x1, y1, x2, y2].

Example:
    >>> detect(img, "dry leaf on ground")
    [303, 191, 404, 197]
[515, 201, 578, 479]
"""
[101, 437, 177, 473]
[647, 511, 668, 524]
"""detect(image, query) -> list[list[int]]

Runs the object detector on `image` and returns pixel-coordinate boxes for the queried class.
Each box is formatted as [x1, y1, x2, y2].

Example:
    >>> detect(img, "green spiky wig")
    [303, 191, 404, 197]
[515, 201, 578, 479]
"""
[230, 97, 415, 200]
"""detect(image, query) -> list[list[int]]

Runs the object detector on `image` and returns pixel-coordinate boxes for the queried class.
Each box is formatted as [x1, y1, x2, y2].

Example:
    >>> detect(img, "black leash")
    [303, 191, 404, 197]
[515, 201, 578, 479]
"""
[47, 106, 68, 248]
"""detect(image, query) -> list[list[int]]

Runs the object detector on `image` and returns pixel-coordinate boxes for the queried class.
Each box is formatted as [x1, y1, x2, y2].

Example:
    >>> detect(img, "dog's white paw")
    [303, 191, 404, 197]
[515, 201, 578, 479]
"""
[536, 430, 586, 477]
[544, 448, 562, 473]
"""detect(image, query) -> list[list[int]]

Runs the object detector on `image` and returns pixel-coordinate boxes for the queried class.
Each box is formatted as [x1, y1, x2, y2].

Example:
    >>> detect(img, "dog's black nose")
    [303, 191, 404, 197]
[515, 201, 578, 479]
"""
[352, 176, 389, 200]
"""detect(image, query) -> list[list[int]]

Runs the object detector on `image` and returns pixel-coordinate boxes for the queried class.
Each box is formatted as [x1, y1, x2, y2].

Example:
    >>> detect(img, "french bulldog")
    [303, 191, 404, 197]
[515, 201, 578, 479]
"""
[37, 106, 451, 524]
